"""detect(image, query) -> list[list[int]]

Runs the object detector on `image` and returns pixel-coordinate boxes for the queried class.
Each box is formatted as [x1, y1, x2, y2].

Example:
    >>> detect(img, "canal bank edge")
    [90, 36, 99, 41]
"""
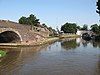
[0, 34, 80, 46]
[0, 37, 59, 46]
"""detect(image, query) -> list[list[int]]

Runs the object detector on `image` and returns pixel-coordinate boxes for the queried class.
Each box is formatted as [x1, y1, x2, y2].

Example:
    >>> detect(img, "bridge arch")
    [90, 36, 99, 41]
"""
[76, 30, 93, 36]
[0, 28, 22, 43]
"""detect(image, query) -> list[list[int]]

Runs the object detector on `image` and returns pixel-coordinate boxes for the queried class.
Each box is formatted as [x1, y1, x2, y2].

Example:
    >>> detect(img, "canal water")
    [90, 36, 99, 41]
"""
[0, 38, 100, 75]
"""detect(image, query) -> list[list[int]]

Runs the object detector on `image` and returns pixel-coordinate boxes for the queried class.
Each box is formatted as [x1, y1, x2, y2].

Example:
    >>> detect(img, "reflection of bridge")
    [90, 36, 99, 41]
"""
[0, 20, 49, 45]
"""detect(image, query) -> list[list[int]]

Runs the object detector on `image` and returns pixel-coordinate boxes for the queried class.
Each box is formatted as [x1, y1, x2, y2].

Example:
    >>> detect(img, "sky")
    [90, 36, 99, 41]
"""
[0, 0, 99, 29]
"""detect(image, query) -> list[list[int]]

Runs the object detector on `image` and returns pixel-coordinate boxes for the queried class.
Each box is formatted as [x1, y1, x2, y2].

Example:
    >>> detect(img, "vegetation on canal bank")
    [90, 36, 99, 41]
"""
[59, 34, 80, 39]
[0, 50, 6, 58]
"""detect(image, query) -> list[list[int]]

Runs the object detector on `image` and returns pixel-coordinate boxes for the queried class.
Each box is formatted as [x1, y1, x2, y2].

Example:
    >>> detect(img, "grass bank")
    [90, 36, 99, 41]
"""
[59, 34, 80, 39]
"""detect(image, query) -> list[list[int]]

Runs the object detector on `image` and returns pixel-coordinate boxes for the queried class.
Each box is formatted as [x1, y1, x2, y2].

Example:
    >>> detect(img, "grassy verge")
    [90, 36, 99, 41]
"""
[0, 50, 6, 57]
[59, 34, 80, 39]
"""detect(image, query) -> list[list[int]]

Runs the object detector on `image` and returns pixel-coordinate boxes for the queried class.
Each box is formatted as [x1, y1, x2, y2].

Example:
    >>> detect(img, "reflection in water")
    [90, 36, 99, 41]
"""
[61, 39, 79, 50]
[82, 40, 89, 47]
[75, 38, 100, 48]
[0, 45, 50, 75]
[91, 41, 100, 48]
[0, 38, 100, 75]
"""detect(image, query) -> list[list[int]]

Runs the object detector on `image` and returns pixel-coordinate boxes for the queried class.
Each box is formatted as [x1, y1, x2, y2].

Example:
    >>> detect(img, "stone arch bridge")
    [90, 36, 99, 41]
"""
[76, 30, 93, 36]
[0, 20, 50, 45]
[0, 28, 22, 43]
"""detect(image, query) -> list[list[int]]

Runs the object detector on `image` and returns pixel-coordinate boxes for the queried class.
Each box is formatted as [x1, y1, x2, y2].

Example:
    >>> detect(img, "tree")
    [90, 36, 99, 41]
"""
[91, 24, 100, 34]
[47, 27, 57, 37]
[19, 16, 28, 24]
[77, 26, 81, 30]
[19, 14, 40, 30]
[42, 23, 47, 28]
[98, 25, 100, 34]
[81, 24, 88, 30]
[27, 14, 39, 26]
[96, 0, 100, 15]
[61, 23, 77, 33]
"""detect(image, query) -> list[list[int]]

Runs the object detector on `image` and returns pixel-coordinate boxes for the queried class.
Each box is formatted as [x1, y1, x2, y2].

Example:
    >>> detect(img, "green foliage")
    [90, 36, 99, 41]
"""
[91, 24, 100, 34]
[19, 16, 28, 24]
[28, 14, 40, 26]
[81, 24, 88, 30]
[19, 14, 40, 26]
[45, 26, 57, 37]
[76, 26, 81, 30]
[48, 27, 58, 37]
[48, 27, 53, 31]
[0, 50, 6, 57]
[61, 23, 77, 33]
[96, 0, 100, 15]
[42, 23, 47, 28]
